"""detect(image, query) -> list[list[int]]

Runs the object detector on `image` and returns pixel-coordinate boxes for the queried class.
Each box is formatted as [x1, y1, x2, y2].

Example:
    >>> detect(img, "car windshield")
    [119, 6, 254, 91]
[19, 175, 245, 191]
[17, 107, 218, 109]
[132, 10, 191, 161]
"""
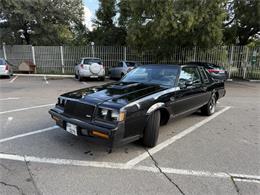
[121, 65, 179, 87]
[83, 59, 102, 65]
[0, 59, 5, 65]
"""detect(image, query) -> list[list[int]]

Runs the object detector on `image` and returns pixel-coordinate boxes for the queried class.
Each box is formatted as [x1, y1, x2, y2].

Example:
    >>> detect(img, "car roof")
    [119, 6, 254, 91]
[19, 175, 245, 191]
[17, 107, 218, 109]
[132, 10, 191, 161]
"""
[142, 64, 181, 67]
[121, 61, 137, 63]
[186, 61, 219, 66]
[82, 57, 101, 60]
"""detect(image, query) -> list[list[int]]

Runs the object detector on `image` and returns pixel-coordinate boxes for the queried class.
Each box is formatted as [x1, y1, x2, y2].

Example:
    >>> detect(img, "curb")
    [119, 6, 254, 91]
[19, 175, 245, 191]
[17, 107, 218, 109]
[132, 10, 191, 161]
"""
[248, 80, 260, 82]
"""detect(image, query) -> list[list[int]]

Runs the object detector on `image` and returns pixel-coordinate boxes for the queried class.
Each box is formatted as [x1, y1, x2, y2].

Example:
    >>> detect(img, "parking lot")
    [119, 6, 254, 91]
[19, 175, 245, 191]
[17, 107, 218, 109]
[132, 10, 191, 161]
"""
[0, 75, 259, 195]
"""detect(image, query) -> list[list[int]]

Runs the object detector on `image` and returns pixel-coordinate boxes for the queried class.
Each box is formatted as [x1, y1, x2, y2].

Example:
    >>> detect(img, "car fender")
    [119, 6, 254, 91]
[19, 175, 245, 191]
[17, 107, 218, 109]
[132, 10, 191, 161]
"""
[146, 102, 165, 114]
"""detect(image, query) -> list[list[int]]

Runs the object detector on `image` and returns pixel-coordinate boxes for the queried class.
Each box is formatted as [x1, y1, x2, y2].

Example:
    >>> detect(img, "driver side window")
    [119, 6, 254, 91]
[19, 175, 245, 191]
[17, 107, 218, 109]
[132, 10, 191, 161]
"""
[178, 67, 202, 87]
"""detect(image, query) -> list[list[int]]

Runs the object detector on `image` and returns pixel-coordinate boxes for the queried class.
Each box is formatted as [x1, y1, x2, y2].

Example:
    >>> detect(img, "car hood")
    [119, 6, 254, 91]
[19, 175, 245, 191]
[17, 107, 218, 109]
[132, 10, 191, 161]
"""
[61, 82, 165, 107]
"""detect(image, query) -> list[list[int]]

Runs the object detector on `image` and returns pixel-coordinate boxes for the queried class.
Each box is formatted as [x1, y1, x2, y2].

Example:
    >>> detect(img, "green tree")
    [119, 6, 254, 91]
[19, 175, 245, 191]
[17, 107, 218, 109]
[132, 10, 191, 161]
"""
[126, 0, 226, 55]
[89, 0, 126, 46]
[223, 0, 260, 45]
[0, 0, 85, 45]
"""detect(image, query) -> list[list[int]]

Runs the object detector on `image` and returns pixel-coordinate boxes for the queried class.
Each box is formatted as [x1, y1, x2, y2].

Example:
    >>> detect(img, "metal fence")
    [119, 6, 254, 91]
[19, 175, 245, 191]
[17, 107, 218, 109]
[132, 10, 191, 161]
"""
[1, 44, 259, 79]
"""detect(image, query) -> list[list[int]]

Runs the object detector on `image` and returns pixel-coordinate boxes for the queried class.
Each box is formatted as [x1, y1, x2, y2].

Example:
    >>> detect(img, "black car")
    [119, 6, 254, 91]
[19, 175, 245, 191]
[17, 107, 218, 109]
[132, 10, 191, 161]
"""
[187, 62, 228, 81]
[49, 64, 225, 151]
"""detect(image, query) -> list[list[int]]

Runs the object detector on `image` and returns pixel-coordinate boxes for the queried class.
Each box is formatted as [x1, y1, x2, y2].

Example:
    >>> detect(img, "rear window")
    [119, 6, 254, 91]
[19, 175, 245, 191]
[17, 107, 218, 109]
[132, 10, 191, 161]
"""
[83, 59, 102, 65]
[199, 67, 209, 83]
[125, 62, 136, 67]
[0, 59, 5, 65]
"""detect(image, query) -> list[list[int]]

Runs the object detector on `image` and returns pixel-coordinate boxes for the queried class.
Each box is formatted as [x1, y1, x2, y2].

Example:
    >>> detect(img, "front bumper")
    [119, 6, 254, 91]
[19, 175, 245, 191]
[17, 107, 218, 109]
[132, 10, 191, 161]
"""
[49, 108, 136, 148]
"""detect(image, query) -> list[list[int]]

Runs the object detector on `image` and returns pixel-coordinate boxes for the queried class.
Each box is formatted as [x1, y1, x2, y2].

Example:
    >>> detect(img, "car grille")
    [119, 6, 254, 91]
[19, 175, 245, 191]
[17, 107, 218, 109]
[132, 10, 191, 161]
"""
[64, 100, 95, 120]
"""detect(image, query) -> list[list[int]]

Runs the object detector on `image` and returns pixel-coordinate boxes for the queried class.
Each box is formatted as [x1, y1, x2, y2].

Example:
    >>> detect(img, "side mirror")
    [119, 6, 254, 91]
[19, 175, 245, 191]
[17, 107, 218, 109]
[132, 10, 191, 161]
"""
[185, 80, 193, 86]
[179, 80, 193, 89]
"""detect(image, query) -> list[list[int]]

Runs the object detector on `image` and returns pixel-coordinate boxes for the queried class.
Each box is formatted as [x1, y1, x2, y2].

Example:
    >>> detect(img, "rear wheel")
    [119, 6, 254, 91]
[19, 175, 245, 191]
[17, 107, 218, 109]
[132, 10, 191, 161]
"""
[77, 73, 83, 81]
[201, 93, 216, 116]
[100, 76, 105, 81]
[143, 110, 161, 147]
[121, 73, 124, 78]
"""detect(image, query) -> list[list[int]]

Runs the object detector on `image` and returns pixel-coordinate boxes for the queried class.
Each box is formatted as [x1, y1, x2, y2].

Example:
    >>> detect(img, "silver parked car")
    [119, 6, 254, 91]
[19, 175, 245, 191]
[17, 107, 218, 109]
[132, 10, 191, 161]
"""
[109, 61, 139, 79]
[75, 57, 105, 81]
[0, 58, 13, 78]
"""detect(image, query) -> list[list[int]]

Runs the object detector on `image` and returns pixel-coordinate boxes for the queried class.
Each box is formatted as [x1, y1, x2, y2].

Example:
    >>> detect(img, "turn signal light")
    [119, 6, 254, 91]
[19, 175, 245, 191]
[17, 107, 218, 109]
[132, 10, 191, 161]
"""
[91, 130, 109, 139]
[118, 112, 126, 122]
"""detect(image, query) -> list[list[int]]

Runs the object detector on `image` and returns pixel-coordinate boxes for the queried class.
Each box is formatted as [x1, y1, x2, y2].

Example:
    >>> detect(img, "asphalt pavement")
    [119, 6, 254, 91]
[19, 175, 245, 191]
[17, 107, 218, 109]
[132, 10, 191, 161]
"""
[0, 75, 259, 195]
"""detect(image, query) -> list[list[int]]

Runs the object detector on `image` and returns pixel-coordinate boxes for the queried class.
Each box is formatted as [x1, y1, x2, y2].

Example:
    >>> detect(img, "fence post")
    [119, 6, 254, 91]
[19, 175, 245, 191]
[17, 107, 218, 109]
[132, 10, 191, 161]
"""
[60, 46, 65, 74]
[31, 45, 36, 73]
[243, 47, 249, 79]
[229, 46, 234, 79]
[124, 46, 126, 61]
[2, 42, 7, 60]
[193, 46, 196, 61]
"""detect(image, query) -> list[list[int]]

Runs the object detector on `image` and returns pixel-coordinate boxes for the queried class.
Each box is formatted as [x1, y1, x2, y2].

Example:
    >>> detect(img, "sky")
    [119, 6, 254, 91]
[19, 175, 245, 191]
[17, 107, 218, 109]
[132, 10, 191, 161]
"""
[83, 0, 99, 31]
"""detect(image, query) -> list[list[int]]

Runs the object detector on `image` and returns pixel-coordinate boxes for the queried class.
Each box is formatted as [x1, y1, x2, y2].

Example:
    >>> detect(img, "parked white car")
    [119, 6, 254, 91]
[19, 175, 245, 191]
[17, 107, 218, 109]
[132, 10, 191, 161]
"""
[0, 58, 13, 78]
[75, 57, 105, 81]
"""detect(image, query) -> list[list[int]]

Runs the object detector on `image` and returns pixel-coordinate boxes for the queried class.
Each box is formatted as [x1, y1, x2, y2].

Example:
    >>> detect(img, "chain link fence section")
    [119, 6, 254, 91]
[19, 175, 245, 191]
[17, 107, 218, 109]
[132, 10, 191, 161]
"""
[1, 43, 259, 79]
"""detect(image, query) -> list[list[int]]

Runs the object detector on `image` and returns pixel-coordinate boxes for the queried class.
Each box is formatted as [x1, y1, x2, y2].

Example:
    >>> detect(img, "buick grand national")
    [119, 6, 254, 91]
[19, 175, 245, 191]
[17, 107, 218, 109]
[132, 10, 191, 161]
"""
[49, 64, 225, 151]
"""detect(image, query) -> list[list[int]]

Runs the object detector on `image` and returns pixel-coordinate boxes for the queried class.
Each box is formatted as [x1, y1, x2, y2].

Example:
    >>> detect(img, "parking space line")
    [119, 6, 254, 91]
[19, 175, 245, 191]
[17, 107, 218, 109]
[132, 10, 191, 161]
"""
[44, 75, 49, 84]
[126, 106, 231, 167]
[9, 75, 18, 83]
[0, 126, 58, 143]
[0, 152, 259, 184]
[0, 103, 55, 115]
[0, 97, 20, 101]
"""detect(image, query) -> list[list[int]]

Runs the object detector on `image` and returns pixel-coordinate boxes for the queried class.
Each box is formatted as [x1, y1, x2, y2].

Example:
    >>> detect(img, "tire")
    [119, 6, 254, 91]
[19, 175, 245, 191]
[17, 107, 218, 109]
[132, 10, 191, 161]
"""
[143, 110, 161, 147]
[201, 93, 217, 116]
[121, 73, 124, 78]
[75, 73, 78, 79]
[99, 76, 105, 81]
[77, 73, 83, 81]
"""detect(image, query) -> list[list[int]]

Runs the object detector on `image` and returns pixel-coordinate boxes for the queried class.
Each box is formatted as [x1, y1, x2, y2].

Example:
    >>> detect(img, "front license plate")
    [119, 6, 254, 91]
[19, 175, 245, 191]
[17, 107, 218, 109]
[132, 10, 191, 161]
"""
[66, 123, 78, 136]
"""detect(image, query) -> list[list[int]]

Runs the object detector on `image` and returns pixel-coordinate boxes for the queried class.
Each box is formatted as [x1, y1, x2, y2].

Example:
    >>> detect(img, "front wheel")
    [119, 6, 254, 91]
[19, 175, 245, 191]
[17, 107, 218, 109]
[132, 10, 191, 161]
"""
[201, 93, 216, 116]
[143, 110, 161, 147]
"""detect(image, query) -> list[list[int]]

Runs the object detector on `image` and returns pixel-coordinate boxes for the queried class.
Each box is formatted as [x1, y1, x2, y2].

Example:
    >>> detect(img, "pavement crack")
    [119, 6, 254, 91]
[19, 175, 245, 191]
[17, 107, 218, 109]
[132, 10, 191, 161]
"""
[24, 156, 42, 195]
[0, 162, 12, 172]
[145, 148, 185, 195]
[0, 181, 25, 195]
[226, 173, 240, 195]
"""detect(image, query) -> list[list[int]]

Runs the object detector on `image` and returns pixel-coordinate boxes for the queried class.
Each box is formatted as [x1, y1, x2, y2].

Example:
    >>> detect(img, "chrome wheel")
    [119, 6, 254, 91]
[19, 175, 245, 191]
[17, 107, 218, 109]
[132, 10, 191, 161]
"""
[209, 94, 216, 114]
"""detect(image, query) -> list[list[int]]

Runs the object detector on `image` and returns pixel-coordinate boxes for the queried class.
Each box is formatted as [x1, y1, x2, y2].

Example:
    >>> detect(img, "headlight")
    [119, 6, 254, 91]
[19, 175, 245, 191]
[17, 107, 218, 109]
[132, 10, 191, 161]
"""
[97, 108, 125, 122]
[111, 110, 119, 120]
[101, 109, 108, 116]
